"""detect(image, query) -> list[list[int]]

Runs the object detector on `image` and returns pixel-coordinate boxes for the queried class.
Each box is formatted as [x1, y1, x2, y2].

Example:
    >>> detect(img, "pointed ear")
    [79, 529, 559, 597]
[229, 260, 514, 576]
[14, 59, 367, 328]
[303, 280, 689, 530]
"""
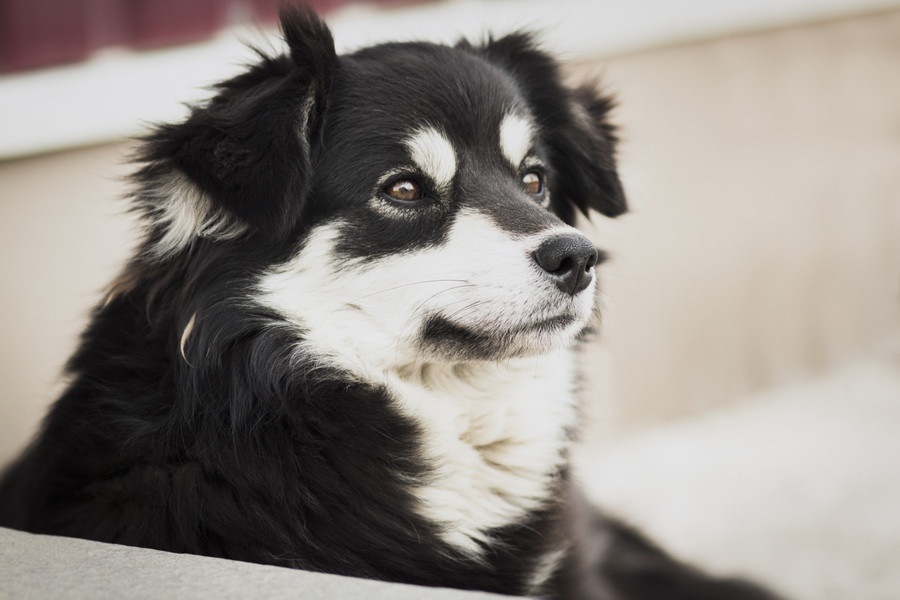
[479, 34, 626, 222]
[136, 7, 337, 253]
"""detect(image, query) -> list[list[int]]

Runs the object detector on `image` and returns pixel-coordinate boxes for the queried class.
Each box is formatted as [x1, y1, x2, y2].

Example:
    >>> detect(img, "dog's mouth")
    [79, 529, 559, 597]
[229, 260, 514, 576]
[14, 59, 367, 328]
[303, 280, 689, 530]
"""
[420, 311, 583, 360]
[511, 314, 576, 334]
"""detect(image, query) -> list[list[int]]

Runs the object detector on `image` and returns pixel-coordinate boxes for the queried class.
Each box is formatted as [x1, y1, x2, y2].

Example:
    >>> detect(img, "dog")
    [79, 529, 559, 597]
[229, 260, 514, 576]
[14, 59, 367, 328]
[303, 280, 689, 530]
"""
[0, 7, 783, 600]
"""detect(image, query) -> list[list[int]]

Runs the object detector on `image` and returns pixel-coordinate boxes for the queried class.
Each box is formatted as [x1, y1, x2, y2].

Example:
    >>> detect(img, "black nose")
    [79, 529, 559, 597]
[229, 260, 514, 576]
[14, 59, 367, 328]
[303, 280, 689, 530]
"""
[532, 234, 599, 295]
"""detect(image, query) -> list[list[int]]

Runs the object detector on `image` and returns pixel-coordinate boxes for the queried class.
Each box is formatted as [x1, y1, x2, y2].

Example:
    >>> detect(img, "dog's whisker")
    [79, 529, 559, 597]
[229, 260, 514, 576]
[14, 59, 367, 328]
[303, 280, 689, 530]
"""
[397, 285, 479, 339]
[392, 289, 479, 366]
[351, 279, 472, 301]
[439, 300, 487, 323]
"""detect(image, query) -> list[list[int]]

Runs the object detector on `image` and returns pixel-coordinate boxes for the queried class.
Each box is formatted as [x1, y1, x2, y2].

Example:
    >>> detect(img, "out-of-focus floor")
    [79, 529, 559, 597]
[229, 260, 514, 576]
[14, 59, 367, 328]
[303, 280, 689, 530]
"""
[576, 350, 900, 600]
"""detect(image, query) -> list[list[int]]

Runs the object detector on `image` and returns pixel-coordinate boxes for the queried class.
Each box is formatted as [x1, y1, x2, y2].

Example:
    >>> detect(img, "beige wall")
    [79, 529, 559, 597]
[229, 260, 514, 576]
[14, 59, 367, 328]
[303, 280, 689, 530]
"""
[1, 11, 899, 465]
[0, 145, 138, 462]
[579, 10, 900, 439]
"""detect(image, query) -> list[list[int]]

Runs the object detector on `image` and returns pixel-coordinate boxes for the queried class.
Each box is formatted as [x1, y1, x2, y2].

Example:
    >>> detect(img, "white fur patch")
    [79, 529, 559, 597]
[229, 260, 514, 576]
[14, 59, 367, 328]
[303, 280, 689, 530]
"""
[527, 544, 570, 594]
[404, 127, 457, 191]
[387, 354, 579, 558]
[179, 313, 196, 363]
[147, 172, 247, 258]
[256, 210, 596, 558]
[499, 112, 536, 169]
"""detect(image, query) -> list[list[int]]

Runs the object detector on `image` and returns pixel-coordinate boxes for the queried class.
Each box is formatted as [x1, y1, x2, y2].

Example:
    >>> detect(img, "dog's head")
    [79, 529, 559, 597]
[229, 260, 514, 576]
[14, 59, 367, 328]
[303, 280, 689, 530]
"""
[134, 7, 626, 372]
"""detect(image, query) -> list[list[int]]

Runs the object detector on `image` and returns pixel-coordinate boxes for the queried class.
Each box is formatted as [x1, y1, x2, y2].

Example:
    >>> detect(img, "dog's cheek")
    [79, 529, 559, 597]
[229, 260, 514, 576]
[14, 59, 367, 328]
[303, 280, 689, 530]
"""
[253, 222, 432, 371]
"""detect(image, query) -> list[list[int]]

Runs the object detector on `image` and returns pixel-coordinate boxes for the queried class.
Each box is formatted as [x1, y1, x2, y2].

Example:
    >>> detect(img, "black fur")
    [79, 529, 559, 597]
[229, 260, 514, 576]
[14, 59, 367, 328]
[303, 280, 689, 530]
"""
[1, 7, 782, 600]
[470, 33, 626, 223]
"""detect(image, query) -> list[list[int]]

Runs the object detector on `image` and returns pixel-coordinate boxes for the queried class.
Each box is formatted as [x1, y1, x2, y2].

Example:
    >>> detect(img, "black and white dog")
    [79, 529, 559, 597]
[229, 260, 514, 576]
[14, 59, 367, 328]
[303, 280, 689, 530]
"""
[0, 7, 781, 600]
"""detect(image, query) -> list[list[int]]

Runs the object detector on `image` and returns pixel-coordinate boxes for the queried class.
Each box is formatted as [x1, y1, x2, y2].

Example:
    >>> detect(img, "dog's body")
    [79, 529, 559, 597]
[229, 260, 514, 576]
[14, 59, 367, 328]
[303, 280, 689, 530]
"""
[0, 8, 780, 600]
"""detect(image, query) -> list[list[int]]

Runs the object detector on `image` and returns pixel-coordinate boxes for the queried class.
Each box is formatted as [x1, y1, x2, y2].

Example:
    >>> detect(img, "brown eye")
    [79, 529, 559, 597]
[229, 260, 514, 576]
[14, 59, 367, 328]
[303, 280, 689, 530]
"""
[384, 179, 424, 203]
[522, 171, 543, 196]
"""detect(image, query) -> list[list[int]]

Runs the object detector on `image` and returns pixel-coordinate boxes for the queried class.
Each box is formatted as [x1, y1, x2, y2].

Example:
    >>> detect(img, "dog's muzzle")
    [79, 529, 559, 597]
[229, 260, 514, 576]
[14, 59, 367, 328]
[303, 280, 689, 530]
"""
[532, 234, 598, 295]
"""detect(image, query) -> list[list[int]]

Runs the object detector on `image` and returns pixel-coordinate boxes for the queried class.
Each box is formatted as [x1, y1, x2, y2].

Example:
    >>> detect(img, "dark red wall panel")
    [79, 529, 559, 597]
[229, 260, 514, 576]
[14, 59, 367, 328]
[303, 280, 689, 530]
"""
[0, 0, 423, 73]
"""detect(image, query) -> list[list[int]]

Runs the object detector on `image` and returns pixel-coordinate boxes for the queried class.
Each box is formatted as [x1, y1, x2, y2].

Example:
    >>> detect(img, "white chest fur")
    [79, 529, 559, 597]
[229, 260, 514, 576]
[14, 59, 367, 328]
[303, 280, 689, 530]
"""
[384, 350, 580, 559]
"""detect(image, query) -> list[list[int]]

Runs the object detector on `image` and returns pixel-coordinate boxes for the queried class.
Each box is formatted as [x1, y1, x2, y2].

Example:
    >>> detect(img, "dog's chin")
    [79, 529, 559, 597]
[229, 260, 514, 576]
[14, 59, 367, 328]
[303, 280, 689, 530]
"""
[418, 313, 587, 362]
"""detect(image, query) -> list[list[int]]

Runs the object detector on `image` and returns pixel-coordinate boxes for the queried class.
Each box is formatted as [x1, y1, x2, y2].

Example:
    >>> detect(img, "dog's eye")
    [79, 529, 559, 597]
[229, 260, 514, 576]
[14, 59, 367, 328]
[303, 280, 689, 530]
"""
[383, 179, 425, 203]
[522, 171, 544, 196]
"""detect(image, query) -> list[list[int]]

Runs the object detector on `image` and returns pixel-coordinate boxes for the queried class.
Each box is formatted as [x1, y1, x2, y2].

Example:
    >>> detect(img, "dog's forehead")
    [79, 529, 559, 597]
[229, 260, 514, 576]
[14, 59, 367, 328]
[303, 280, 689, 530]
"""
[334, 44, 532, 150]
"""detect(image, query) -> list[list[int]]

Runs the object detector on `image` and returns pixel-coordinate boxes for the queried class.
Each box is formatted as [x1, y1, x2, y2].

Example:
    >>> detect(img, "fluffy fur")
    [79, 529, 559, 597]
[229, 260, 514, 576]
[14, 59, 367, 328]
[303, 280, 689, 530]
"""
[0, 7, 782, 600]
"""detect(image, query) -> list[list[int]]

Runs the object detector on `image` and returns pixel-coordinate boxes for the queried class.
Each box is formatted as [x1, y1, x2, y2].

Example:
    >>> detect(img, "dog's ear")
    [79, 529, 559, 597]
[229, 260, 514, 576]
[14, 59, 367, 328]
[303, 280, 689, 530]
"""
[478, 34, 626, 223]
[136, 6, 337, 254]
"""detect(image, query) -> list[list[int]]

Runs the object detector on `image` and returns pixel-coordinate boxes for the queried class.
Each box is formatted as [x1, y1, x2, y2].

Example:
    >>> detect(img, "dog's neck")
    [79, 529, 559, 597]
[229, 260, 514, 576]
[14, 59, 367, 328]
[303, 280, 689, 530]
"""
[379, 351, 581, 560]
[284, 315, 580, 561]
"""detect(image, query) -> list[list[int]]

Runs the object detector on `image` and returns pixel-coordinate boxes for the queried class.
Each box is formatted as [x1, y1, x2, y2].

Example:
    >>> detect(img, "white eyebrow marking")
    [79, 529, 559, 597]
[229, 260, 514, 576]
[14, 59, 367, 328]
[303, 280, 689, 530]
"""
[499, 112, 536, 168]
[404, 126, 457, 191]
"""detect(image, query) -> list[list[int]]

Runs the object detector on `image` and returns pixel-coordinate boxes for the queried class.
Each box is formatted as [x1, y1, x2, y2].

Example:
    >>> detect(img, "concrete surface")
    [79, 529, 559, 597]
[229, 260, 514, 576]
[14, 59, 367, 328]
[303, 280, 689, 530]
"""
[0, 526, 507, 600]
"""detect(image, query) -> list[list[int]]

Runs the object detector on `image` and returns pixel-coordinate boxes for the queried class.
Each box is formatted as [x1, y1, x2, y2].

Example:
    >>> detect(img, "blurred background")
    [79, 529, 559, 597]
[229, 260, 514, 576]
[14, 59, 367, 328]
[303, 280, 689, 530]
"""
[1, 1, 899, 599]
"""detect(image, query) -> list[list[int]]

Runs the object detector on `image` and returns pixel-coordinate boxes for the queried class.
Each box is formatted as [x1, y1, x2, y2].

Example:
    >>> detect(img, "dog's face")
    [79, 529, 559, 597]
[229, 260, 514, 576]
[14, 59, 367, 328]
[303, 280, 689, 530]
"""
[136, 8, 626, 371]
